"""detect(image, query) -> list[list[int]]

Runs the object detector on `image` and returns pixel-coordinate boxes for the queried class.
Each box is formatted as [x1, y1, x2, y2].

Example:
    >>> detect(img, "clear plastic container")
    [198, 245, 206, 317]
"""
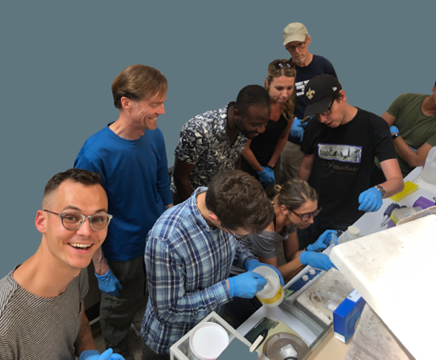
[335, 226, 360, 245]
[252, 266, 284, 307]
[421, 146, 436, 185]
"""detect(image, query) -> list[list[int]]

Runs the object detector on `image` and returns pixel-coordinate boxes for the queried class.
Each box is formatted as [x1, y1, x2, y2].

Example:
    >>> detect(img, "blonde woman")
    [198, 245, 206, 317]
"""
[239, 179, 336, 281]
[241, 59, 296, 186]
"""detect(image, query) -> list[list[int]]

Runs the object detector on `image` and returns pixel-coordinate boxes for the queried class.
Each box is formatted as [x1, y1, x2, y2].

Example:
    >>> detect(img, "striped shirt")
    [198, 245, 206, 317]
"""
[0, 267, 88, 360]
[140, 187, 256, 354]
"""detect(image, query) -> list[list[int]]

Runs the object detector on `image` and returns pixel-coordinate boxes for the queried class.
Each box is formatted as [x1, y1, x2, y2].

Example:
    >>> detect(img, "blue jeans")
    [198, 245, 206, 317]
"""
[297, 216, 356, 250]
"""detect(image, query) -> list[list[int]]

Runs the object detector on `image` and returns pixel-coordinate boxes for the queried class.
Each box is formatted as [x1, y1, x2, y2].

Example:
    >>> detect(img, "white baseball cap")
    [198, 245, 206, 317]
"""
[283, 22, 309, 46]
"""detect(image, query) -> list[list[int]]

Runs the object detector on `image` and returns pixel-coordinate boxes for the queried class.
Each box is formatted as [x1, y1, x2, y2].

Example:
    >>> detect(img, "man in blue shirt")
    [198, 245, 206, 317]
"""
[279, 22, 338, 183]
[141, 170, 284, 359]
[74, 65, 173, 360]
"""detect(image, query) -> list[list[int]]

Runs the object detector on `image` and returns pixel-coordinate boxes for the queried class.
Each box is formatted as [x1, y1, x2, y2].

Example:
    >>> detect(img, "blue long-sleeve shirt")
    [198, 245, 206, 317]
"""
[74, 124, 172, 261]
[140, 188, 256, 354]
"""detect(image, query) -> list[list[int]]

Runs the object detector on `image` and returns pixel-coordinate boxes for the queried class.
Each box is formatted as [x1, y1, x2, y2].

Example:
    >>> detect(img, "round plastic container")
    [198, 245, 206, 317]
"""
[253, 266, 284, 308]
[189, 322, 229, 360]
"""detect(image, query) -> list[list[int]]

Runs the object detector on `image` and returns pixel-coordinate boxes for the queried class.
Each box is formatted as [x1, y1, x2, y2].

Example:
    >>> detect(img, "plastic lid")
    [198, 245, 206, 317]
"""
[347, 225, 360, 237]
[302, 275, 309, 281]
[253, 266, 281, 298]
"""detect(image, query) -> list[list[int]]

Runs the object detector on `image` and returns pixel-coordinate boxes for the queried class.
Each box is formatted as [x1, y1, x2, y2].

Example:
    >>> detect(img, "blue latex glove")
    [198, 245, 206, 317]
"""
[95, 270, 123, 297]
[300, 251, 335, 271]
[290, 118, 306, 142]
[79, 348, 125, 360]
[245, 259, 285, 286]
[228, 271, 267, 298]
[307, 230, 337, 252]
[358, 188, 383, 212]
[256, 166, 275, 186]
[390, 125, 399, 135]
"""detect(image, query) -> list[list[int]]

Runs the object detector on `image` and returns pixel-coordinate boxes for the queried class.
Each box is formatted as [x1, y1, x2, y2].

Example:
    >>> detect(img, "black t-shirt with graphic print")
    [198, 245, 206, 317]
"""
[301, 108, 396, 223]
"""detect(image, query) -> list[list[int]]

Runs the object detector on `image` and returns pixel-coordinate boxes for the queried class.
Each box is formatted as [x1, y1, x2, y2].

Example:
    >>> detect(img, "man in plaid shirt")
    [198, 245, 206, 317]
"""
[140, 170, 284, 359]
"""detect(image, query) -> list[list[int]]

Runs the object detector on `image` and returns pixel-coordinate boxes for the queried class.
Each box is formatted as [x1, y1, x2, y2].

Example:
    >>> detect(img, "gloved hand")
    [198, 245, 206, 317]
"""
[95, 270, 123, 297]
[358, 188, 383, 212]
[290, 118, 307, 142]
[245, 259, 285, 286]
[300, 251, 335, 271]
[256, 166, 275, 186]
[390, 125, 399, 135]
[79, 348, 126, 360]
[307, 230, 337, 252]
[228, 271, 267, 298]
[409, 145, 417, 151]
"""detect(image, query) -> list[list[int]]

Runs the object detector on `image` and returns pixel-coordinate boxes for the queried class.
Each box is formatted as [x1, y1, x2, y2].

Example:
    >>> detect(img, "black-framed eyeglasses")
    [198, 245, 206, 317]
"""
[285, 41, 307, 52]
[312, 92, 340, 119]
[291, 207, 322, 221]
[44, 210, 113, 231]
[221, 223, 248, 241]
[272, 60, 295, 70]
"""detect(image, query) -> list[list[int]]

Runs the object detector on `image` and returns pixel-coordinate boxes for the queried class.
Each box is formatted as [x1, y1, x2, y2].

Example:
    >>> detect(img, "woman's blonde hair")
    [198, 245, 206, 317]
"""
[264, 59, 297, 120]
[273, 179, 318, 210]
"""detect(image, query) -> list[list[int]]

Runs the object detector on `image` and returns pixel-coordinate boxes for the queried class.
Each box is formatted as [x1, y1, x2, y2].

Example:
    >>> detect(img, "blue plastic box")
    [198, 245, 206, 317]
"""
[333, 289, 366, 343]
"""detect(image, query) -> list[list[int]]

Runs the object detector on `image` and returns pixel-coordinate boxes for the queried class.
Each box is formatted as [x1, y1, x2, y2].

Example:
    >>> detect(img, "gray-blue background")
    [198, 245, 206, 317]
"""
[0, 1, 433, 276]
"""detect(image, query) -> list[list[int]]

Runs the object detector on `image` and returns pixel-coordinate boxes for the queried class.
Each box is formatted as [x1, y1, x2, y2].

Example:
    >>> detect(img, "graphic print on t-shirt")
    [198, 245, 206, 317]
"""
[318, 143, 362, 163]
[295, 80, 310, 97]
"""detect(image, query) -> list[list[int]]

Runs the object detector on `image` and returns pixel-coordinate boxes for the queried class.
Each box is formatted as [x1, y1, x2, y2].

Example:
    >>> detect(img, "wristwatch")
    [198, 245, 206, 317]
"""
[392, 132, 400, 140]
[373, 185, 386, 197]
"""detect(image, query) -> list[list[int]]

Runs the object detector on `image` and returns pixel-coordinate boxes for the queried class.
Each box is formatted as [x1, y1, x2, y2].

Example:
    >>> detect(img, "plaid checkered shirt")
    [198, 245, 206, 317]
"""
[140, 187, 256, 354]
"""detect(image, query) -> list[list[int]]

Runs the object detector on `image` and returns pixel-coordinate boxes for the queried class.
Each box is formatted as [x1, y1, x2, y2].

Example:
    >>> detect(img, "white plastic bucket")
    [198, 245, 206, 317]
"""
[189, 322, 229, 360]
[421, 146, 436, 185]
[253, 266, 284, 307]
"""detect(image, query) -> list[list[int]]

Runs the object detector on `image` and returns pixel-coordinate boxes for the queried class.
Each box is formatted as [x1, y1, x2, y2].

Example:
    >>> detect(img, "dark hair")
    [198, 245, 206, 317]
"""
[44, 169, 103, 199]
[234, 85, 271, 117]
[111, 64, 167, 109]
[206, 170, 273, 234]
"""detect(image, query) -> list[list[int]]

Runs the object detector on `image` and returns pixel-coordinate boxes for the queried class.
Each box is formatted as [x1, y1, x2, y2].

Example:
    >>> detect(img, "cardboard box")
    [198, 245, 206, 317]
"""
[333, 289, 366, 343]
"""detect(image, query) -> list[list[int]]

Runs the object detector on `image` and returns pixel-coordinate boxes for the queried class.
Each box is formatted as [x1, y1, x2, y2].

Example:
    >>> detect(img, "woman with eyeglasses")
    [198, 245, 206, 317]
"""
[239, 179, 336, 282]
[241, 59, 296, 188]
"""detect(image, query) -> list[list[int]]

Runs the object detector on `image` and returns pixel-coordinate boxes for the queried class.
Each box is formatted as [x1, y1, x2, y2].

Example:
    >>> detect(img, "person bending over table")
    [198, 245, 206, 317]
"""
[241, 59, 296, 187]
[240, 179, 336, 282]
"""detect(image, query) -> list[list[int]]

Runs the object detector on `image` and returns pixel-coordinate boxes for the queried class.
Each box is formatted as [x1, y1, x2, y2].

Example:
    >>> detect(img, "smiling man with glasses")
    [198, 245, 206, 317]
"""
[0, 169, 125, 360]
[279, 22, 338, 184]
[297, 74, 404, 248]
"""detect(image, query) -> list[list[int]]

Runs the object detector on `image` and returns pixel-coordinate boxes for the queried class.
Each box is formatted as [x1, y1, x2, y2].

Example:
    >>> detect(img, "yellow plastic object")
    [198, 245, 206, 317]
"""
[390, 181, 419, 202]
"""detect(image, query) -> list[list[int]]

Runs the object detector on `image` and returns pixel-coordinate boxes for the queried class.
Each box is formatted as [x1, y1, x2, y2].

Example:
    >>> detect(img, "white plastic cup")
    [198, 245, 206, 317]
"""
[189, 322, 229, 360]
[252, 266, 284, 308]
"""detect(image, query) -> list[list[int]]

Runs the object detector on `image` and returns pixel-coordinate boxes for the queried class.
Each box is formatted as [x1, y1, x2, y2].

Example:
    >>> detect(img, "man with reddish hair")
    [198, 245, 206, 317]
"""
[75, 65, 173, 359]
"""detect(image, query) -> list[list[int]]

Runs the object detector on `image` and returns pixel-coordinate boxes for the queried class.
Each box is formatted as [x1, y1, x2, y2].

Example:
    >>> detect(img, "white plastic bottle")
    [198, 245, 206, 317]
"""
[338, 226, 360, 244]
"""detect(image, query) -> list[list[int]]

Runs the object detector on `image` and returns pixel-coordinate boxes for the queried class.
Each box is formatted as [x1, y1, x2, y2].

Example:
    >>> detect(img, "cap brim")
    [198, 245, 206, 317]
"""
[304, 97, 331, 117]
[283, 34, 307, 46]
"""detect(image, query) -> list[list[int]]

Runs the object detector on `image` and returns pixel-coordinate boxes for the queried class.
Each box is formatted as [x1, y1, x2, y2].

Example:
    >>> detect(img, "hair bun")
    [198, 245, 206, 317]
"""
[274, 184, 282, 192]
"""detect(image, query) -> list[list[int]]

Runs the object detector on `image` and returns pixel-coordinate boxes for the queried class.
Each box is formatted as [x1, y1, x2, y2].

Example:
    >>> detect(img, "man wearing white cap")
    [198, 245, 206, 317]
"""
[279, 22, 338, 183]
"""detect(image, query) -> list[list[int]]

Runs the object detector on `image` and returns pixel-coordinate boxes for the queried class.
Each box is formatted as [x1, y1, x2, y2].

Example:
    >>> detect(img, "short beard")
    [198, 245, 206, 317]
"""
[293, 55, 306, 66]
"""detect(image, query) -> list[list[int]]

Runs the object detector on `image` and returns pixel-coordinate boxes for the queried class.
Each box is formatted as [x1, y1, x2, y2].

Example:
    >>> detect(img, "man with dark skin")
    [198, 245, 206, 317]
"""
[171, 85, 271, 203]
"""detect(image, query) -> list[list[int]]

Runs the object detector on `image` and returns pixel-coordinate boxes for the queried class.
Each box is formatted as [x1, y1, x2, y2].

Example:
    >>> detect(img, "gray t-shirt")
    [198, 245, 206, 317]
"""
[0, 267, 89, 360]
[240, 224, 297, 259]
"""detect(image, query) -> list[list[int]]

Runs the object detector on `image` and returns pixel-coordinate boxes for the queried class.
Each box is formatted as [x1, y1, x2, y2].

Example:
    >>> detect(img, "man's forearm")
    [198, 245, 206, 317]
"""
[174, 176, 194, 202]
[92, 247, 109, 276]
[379, 175, 404, 198]
[393, 136, 424, 168]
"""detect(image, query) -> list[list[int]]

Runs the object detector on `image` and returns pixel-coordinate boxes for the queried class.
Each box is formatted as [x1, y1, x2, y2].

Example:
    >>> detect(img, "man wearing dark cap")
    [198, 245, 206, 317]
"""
[297, 74, 404, 248]
[280, 22, 338, 183]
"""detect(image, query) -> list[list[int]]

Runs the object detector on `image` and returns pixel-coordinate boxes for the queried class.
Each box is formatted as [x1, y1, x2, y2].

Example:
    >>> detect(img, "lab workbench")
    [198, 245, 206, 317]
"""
[237, 166, 436, 360]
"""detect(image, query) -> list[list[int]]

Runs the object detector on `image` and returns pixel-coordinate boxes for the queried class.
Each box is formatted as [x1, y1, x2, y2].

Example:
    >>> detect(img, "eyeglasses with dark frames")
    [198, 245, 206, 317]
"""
[291, 207, 322, 221]
[285, 41, 307, 52]
[272, 60, 295, 70]
[44, 210, 113, 231]
[220, 223, 248, 241]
